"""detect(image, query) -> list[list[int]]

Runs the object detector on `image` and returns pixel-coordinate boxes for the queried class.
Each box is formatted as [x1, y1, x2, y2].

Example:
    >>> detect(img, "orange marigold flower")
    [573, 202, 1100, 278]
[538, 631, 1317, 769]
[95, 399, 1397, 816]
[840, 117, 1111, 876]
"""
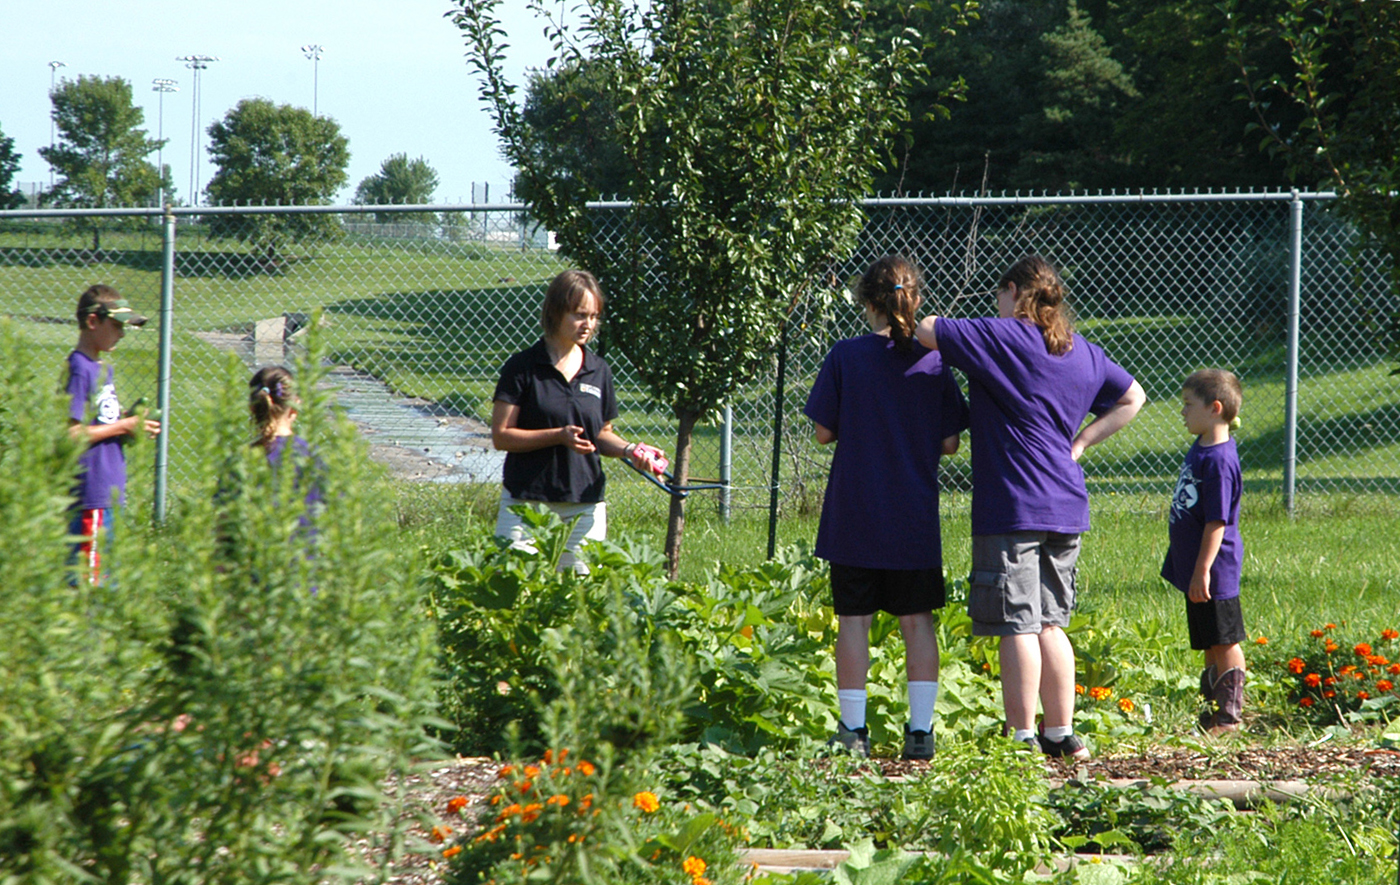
[498, 765, 515, 779]
[1324, 675, 1338, 686]
[1353, 671, 1366, 680]
[448, 796, 469, 813]
[1340, 665, 1357, 675]
[546, 794, 569, 806]
[430, 825, 452, 843]
[1310, 629, 1326, 638]
[577, 794, 593, 811]
[1378, 680, 1395, 692]
[1299, 697, 1314, 707]
[1118, 698, 1135, 713]
[1325, 623, 1337, 630]
[1355, 643, 1373, 657]
[542, 750, 553, 764]
[683, 856, 708, 877]
[696, 879, 713, 885]
[1358, 690, 1371, 700]
[523, 764, 541, 778]
[577, 760, 596, 776]
[1368, 655, 1388, 667]
[633, 791, 660, 813]
[1304, 673, 1322, 687]
[442, 845, 462, 859]
[1323, 690, 1336, 698]
[1382, 629, 1400, 640]
[1325, 641, 1339, 653]
[1075, 683, 1085, 695]
[1287, 657, 1305, 674]
[1389, 664, 1400, 675]
[1089, 686, 1112, 701]
[1254, 636, 1269, 645]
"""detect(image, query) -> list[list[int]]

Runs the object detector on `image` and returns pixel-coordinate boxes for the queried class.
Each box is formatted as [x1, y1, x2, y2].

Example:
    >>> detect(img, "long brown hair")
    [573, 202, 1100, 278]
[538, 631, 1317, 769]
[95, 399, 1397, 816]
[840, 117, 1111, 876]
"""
[999, 255, 1074, 356]
[857, 255, 921, 351]
[249, 365, 296, 447]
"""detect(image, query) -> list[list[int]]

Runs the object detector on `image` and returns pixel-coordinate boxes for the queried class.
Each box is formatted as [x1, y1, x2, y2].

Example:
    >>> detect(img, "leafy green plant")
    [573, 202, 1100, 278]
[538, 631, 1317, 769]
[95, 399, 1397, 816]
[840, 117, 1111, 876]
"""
[1259, 620, 1400, 726]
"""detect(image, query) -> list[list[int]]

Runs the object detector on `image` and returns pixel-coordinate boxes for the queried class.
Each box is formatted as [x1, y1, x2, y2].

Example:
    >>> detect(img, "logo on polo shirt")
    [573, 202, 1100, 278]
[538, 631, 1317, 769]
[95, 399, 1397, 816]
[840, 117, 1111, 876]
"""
[579, 383, 602, 399]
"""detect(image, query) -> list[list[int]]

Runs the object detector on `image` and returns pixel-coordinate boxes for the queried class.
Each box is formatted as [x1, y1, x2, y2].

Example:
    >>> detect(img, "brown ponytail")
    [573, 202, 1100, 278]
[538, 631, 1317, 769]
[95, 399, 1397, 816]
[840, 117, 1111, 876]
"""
[857, 255, 922, 351]
[249, 365, 296, 447]
[999, 255, 1074, 356]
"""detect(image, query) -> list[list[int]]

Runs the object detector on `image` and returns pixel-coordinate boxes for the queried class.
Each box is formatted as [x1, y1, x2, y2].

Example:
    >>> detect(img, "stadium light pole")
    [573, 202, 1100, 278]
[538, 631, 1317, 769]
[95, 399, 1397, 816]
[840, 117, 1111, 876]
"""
[47, 60, 66, 189]
[151, 79, 179, 207]
[177, 55, 219, 206]
[301, 44, 323, 116]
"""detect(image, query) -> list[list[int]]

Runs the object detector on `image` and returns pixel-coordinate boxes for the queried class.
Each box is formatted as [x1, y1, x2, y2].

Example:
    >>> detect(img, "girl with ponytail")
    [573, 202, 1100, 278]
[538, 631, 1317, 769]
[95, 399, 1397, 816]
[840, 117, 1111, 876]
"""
[915, 254, 1146, 760]
[803, 255, 969, 760]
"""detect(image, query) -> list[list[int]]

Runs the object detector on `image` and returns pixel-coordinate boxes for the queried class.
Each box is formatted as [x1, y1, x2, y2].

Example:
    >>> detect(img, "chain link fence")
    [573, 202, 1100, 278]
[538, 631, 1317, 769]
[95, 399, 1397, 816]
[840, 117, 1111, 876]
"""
[2, 193, 1395, 523]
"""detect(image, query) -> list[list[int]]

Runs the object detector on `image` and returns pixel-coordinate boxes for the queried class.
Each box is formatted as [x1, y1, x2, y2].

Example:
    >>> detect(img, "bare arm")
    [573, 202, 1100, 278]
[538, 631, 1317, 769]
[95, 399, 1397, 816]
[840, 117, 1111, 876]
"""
[490, 400, 595, 454]
[68, 414, 159, 443]
[1189, 520, 1227, 603]
[914, 316, 940, 351]
[814, 422, 836, 445]
[1070, 380, 1146, 461]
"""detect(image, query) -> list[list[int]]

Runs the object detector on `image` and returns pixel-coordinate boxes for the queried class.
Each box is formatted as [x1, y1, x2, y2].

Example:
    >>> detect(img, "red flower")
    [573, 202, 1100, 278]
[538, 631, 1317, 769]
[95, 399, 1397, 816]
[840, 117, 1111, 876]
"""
[1358, 691, 1372, 700]
[1389, 664, 1400, 676]
[1304, 673, 1322, 687]
[1378, 680, 1395, 692]
[1287, 657, 1305, 674]
[1299, 697, 1314, 707]
[1381, 628, 1399, 640]
[1367, 655, 1389, 667]
[1355, 643, 1373, 657]
[1323, 690, 1336, 698]
[1325, 623, 1337, 630]
[1325, 641, 1339, 653]
[447, 796, 468, 813]
[1310, 629, 1326, 638]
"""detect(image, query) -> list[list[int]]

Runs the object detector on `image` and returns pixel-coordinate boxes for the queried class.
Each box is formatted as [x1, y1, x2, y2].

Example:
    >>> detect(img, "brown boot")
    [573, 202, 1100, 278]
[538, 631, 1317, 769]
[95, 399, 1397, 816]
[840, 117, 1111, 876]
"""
[1206, 667, 1245, 734]
[1199, 664, 1216, 701]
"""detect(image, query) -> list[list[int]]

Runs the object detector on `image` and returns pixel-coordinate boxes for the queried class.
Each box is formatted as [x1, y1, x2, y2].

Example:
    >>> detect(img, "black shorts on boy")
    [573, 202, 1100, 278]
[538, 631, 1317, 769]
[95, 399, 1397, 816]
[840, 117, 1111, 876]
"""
[830, 563, 945, 617]
[1185, 595, 1246, 651]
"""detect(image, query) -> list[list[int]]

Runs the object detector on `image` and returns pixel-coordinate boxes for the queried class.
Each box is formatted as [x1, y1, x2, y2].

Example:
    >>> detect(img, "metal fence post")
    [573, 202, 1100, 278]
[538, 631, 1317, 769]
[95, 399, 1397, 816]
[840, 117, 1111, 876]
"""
[719, 403, 732, 523]
[1283, 190, 1303, 515]
[153, 205, 176, 524]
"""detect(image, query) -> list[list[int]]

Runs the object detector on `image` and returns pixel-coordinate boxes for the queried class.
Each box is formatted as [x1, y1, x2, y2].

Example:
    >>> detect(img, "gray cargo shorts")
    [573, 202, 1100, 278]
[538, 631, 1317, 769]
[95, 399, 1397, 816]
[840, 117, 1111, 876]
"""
[968, 532, 1081, 636]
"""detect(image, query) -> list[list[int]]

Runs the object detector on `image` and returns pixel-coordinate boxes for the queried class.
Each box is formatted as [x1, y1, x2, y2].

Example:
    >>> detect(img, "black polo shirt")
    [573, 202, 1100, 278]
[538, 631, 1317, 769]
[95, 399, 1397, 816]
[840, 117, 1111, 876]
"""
[493, 339, 619, 503]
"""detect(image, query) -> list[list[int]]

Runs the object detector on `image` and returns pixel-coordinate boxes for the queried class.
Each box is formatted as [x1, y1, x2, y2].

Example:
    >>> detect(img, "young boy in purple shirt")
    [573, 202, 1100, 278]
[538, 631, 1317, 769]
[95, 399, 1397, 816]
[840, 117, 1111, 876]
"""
[805, 256, 968, 760]
[1161, 369, 1246, 733]
[66, 284, 160, 584]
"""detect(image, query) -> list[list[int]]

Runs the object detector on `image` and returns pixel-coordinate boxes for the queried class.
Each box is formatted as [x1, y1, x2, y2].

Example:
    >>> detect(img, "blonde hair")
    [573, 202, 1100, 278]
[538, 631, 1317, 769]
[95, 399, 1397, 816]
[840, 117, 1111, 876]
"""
[1184, 369, 1243, 423]
[249, 365, 296, 447]
[999, 255, 1074, 356]
[857, 256, 922, 351]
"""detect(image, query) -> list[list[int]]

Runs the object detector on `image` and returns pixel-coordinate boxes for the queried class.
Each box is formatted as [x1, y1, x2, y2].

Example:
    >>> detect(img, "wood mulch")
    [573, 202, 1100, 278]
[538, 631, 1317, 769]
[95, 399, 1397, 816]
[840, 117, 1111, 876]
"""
[358, 744, 1400, 884]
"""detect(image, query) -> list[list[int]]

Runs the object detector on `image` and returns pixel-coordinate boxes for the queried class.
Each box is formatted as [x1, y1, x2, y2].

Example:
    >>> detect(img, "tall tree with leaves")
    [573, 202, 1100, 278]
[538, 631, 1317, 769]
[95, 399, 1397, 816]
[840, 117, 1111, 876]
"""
[353, 153, 440, 223]
[204, 98, 350, 253]
[453, 0, 971, 576]
[0, 123, 23, 210]
[1225, 0, 1400, 361]
[37, 76, 166, 248]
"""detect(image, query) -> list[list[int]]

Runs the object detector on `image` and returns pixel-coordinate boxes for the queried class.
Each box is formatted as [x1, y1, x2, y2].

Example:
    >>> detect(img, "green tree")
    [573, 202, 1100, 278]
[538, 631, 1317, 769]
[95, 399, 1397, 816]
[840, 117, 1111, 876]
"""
[0, 123, 23, 210]
[204, 98, 350, 252]
[37, 75, 167, 247]
[453, 0, 969, 575]
[514, 59, 634, 200]
[1225, 0, 1400, 361]
[353, 153, 440, 223]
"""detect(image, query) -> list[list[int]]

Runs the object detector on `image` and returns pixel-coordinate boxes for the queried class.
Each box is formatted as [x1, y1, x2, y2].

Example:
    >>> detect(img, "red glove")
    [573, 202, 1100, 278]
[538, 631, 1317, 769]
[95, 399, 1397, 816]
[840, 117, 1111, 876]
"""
[629, 443, 669, 476]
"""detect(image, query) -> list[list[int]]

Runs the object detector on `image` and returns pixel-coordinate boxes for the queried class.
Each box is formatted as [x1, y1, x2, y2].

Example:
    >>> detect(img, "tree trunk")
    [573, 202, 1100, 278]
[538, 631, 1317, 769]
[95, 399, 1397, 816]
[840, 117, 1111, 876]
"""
[663, 408, 700, 579]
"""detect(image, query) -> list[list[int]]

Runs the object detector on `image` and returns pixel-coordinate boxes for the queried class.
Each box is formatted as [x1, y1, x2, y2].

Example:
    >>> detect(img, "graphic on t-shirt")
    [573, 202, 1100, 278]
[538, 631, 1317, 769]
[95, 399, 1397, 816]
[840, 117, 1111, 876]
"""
[94, 380, 121, 425]
[579, 383, 602, 399]
[1168, 463, 1199, 523]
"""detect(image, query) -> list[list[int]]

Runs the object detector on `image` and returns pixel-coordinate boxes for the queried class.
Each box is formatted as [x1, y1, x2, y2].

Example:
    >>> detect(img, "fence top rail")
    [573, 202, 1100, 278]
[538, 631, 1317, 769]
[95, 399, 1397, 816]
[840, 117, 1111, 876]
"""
[0, 190, 1341, 220]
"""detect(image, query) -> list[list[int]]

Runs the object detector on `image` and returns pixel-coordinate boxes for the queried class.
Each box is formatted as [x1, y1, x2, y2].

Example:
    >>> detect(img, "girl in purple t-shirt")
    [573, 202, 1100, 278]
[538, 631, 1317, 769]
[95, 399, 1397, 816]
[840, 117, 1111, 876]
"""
[804, 256, 969, 760]
[914, 255, 1145, 759]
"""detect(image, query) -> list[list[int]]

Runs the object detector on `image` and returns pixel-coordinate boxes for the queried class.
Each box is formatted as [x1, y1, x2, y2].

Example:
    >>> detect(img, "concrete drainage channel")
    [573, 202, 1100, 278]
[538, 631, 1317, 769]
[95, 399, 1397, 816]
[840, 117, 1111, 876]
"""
[196, 317, 504, 485]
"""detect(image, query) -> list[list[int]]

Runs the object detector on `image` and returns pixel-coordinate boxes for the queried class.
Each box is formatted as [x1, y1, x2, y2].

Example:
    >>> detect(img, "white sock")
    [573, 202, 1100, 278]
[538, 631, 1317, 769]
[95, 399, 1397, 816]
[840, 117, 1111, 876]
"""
[1012, 728, 1037, 743]
[1043, 725, 1073, 740]
[907, 680, 937, 732]
[837, 689, 867, 730]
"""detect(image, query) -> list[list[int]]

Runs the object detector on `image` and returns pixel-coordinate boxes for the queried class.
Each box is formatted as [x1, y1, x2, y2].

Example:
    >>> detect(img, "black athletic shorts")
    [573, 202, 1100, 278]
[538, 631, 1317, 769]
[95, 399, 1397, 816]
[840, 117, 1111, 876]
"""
[1185, 594, 1246, 651]
[829, 563, 945, 617]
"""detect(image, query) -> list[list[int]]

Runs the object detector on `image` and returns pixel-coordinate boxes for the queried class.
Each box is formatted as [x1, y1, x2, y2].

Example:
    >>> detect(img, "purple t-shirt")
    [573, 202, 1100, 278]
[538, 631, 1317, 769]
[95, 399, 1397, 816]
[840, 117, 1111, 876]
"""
[804, 334, 969, 570]
[66, 350, 127, 510]
[934, 318, 1133, 535]
[1161, 438, 1242, 600]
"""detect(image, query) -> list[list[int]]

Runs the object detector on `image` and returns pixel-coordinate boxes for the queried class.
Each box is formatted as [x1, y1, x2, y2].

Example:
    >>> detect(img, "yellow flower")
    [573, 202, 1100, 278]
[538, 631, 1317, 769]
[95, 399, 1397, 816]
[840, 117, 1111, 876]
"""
[683, 856, 708, 877]
[633, 791, 660, 813]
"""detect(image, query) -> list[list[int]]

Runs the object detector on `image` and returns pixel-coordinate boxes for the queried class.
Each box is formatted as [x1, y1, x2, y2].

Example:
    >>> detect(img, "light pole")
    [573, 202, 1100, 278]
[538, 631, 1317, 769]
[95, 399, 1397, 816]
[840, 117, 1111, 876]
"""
[177, 55, 219, 206]
[47, 60, 66, 189]
[301, 44, 323, 116]
[151, 79, 178, 207]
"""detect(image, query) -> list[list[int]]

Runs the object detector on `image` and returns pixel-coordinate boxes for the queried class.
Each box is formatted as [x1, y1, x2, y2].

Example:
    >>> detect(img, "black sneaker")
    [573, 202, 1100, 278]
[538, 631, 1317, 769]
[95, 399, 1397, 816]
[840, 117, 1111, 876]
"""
[1038, 733, 1091, 759]
[902, 725, 934, 761]
[828, 722, 870, 758]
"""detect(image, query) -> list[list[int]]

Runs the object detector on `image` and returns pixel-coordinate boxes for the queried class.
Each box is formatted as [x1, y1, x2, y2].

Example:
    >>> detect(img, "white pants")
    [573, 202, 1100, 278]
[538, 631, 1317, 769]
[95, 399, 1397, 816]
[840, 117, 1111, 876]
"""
[493, 494, 607, 573]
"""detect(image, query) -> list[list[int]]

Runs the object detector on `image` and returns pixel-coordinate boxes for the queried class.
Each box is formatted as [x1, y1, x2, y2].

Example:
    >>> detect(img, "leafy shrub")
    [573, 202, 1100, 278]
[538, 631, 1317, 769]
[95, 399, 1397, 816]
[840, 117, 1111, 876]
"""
[0, 324, 441, 883]
[1260, 621, 1400, 726]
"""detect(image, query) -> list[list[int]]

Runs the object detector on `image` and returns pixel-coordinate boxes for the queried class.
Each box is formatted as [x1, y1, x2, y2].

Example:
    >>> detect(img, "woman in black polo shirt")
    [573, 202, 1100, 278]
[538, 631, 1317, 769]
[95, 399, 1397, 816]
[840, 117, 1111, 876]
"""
[490, 269, 665, 570]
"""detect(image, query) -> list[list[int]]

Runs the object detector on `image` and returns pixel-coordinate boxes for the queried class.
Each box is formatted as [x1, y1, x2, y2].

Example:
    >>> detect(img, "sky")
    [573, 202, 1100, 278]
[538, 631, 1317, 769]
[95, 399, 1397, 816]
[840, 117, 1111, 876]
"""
[3, 0, 556, 205]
